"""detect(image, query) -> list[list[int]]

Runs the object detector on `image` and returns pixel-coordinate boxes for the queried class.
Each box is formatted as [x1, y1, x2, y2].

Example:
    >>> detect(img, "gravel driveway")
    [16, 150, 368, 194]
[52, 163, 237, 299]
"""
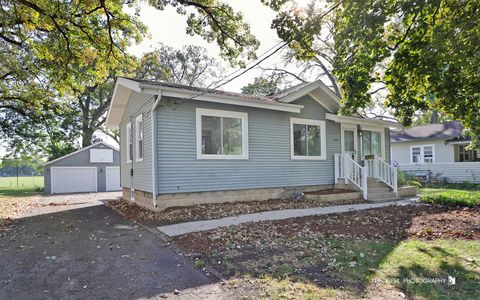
[0, 194, 228, 299]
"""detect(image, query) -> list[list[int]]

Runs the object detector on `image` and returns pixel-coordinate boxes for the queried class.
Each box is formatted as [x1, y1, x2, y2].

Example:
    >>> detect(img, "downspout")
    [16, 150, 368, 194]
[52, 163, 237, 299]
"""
[151, 91, 162, 208]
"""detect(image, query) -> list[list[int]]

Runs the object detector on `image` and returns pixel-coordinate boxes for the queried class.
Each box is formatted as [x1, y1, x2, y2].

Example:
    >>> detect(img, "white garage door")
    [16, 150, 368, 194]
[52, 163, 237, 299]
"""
[106, 166, 121, 191]
[51, 167, 97, 194]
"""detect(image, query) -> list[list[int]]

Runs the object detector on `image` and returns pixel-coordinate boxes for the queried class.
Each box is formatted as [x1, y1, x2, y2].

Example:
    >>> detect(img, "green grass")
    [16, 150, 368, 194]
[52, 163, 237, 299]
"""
[0, 176, 44, 197]
[420, 188, 480, 207]
[376, 239, 480, 300]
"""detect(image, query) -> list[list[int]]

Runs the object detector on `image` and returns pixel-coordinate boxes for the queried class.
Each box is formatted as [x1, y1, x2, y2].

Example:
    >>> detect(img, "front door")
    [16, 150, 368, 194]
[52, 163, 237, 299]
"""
[342, 126, 357, 161]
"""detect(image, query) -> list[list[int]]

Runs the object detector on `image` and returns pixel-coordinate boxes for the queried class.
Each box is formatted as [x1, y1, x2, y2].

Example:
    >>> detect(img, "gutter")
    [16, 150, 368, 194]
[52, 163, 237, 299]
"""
[151, 91, 162, 208]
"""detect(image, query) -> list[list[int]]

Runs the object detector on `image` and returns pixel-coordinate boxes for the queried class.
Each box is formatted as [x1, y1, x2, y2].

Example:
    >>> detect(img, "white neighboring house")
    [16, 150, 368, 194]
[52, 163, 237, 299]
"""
[391, 121, 480, 183]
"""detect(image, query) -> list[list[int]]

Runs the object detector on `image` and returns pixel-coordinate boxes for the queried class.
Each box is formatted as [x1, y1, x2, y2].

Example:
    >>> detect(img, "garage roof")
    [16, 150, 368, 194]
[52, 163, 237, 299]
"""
[44, 142, 119, 166]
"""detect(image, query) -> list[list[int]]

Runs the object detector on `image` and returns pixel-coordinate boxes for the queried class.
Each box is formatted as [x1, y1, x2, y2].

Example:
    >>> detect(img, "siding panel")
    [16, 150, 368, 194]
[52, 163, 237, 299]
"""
[119, 91, 154, 192]
[156, 95, 341, 194]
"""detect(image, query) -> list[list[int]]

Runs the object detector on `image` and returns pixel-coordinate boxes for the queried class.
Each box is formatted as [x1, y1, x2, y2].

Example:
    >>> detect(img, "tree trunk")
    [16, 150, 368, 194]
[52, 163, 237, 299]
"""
[82, 127, 94, 148]
[431, 110, 439, 124]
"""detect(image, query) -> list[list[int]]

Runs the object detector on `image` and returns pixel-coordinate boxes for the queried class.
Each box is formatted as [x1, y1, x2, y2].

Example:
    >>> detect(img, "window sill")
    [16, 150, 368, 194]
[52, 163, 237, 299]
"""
[197, 155, 249, 160]
[136, 158, 143, 163]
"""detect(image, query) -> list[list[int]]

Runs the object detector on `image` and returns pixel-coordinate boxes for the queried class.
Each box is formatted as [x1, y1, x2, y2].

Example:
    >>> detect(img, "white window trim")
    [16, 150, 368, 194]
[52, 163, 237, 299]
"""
[360, 126, 385, 159]
[341, 123, 358, 154]
[196, 108, 249, 160]
[135, 114, 144, 162]
[410, 144, 435, 164]
[126, 122, 132, 163]
[290, 117, 327, 160]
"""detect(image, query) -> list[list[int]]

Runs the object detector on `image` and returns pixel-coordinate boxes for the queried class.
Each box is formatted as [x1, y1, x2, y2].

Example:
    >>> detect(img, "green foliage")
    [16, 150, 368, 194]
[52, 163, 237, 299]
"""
[420, 190, 480, 207]
[1, 0, 259, 157]
[332, 0, 480, 145]
[264, 0, 480, 145]
[397, 170, 421, 187]
[241, 75, 286, 96]
[148, 0, 259, 67]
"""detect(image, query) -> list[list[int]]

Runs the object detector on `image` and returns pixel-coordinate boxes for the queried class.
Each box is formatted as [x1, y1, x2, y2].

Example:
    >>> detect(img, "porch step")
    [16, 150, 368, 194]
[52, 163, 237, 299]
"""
[335, 178, 400, 201]
[366, 191, 399, 202]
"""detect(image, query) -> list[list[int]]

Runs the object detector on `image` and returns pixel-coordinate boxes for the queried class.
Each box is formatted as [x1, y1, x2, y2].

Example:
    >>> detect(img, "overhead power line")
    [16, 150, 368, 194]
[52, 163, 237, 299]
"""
[180, 0, 344, 103]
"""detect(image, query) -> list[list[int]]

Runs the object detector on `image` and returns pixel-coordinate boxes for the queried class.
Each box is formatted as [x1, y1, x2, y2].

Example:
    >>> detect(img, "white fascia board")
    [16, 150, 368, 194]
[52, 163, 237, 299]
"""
[325, 113, 402, 129]
[138, 84, 303, 113]
[106, 78, 141, 129]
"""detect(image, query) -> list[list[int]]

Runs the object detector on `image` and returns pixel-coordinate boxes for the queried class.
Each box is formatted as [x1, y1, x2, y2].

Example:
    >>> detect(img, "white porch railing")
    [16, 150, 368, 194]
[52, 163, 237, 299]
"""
[335, 154, 398, 199]
[373, 157, 398, 197]
[335, 153, 368, 199]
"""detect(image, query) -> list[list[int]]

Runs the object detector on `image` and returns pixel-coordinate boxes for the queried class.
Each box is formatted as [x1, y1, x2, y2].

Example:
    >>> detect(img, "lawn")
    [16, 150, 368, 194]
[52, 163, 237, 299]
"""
[0, 176, 44, 197]
[172, 204, 480, 299]
[419, 185, 480, 207]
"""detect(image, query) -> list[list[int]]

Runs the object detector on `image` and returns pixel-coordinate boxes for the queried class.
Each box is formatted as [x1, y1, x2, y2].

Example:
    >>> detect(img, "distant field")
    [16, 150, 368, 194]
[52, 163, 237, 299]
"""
[0, 176, 44, 188]
[0, 176, 44, 197]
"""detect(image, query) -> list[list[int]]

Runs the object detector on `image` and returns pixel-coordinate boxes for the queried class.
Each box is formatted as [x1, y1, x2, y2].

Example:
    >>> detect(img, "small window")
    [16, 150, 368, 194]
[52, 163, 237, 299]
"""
[196, 108, 248, 159]
[126, 122, 132, 163]
[290, 118, 326, 160]
[458, 145, 480, 162]
[135, 114, 143, 161]
[411, 147, 421, 163]
[423, 146, 433, 163]
[410, 145, 435, 164]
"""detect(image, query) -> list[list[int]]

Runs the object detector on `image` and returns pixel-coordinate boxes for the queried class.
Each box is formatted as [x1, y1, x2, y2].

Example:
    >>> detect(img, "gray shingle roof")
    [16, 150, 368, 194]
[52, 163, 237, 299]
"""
[121, 77, 315, 104]
[391, 121, 464, 142]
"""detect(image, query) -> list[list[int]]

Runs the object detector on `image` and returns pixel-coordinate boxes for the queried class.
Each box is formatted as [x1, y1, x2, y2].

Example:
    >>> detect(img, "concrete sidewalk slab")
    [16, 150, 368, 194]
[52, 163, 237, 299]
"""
[157, 198, 419, 237]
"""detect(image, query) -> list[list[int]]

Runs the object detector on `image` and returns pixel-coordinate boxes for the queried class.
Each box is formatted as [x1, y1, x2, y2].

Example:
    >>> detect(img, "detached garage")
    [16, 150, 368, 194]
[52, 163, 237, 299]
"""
[43, 142, 120, 194]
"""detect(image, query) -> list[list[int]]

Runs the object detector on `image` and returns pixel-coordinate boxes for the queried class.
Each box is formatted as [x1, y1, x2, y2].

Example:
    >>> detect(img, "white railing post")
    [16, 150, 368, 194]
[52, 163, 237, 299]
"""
[393, 167, 398, 197]
[334, 154, 339, 183]
[362, 165, 368, 200]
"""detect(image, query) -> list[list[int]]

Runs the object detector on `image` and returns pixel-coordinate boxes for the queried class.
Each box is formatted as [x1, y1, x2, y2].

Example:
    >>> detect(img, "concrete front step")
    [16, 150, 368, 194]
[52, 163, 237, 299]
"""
[368, 186, 392, 193]
[367, 191, 399, 201]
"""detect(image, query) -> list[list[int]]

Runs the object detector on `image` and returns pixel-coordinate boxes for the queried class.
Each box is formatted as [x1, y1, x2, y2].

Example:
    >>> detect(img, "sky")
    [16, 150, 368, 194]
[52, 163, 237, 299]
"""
[126, 0, 284, 92]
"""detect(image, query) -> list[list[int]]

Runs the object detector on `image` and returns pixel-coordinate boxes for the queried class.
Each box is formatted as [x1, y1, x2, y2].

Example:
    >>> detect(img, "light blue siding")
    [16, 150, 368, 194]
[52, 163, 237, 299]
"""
[156, 95, 341, 194]
[119, 91, 154, 192]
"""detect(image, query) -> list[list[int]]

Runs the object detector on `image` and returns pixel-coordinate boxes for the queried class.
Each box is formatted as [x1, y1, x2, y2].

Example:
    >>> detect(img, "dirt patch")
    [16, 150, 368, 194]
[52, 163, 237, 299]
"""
[106, 196, 365, 226]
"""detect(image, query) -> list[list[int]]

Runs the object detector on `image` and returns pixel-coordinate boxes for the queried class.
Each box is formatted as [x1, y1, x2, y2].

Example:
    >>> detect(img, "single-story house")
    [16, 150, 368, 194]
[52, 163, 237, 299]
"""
[105, 76, 402, 211]
[391, 121, 480, 183]
[44, 142, 121, 194]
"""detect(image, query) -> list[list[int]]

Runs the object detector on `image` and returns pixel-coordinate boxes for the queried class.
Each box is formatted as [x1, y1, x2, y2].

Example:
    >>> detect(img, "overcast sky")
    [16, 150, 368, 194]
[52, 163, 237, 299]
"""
[126, 1, 284, 92]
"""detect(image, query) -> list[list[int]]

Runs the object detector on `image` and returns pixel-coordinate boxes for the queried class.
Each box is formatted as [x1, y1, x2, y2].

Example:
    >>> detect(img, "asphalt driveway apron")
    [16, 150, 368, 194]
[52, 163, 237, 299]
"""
[0, 202, 218, 299]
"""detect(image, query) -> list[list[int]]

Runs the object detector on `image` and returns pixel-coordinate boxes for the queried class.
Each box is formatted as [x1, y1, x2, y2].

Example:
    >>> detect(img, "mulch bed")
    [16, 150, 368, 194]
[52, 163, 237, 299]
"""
[171, 204, 480, 294]
[106, 195, 365, 226]
[174, 205, 480, 254]
[305, 188, 357, 195]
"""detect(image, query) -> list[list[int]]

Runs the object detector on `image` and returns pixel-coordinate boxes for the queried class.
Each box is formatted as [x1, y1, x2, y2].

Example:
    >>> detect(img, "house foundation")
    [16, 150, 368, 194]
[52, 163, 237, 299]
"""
[122, 184, 333, 211]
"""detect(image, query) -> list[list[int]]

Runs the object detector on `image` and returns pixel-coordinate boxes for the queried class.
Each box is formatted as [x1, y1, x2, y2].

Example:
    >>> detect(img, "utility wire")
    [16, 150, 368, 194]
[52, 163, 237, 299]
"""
[179, 0, 344, 103]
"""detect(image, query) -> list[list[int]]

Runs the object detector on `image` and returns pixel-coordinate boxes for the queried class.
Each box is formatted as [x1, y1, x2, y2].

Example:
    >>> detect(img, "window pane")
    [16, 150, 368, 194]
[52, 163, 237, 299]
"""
[308, 125, 321, 156]
[223, 117, 242, 155]
[371, 131, 382, 157]
[362, 131, 371, 156]
[293, 124, 307, 156]
[424, 146, 433, 162]
[202, 116, 221, 154]
[344, 130, 355, 152]
[412, 147, 421, 163]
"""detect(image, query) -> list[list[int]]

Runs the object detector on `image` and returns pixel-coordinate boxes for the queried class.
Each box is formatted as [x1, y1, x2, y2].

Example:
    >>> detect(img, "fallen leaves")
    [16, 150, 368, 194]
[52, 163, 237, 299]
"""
[106, 196, 365, 226]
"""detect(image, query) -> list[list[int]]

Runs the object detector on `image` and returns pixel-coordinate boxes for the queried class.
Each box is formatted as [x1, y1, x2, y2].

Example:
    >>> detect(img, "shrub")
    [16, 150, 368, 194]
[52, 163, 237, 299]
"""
[397, 170, 422, 187]
[421, 182, 480, 190]
[420, 191, 480, 207]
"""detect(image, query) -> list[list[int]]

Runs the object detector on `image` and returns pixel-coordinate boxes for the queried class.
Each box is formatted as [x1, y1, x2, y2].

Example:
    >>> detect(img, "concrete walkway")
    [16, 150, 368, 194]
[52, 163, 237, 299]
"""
[157, 198, 419, 237]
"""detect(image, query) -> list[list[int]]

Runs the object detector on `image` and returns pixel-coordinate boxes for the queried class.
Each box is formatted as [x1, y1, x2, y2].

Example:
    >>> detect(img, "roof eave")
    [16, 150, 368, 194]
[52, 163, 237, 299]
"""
[325, 113, 402, 128]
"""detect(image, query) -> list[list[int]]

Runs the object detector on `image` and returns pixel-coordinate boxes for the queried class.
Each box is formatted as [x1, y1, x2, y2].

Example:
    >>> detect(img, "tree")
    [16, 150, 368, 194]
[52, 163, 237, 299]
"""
[263, 0, 480, 145]
[241, 74, 287, 96]
[1, 0, 260, 155]
[73, 44, 225, 148]
[136, 44, 224, 86]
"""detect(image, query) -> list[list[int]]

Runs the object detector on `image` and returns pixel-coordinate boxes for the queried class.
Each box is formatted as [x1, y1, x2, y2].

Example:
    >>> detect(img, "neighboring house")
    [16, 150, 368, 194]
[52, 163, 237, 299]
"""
[44, 142, 121, 194]
[106, 76, 401, 211]
[391, 121, 480, 183]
